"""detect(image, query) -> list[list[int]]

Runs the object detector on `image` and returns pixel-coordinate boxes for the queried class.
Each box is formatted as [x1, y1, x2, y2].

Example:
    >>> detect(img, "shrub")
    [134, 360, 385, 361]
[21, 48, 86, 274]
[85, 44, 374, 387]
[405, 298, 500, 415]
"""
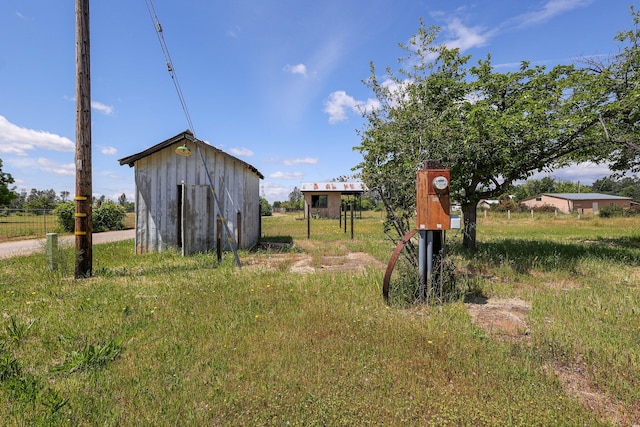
[599, 205, 625, 218]
[54, 201, 126, 233]
[53, 202, 75, 232]
[93, 202, 126, 232]
[260, 197, 272, 216]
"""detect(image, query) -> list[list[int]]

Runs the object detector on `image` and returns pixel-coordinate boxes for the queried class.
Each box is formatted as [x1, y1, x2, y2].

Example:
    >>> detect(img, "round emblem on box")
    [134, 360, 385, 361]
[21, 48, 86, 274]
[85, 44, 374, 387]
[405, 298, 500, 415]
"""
[432, 176, 449, 191]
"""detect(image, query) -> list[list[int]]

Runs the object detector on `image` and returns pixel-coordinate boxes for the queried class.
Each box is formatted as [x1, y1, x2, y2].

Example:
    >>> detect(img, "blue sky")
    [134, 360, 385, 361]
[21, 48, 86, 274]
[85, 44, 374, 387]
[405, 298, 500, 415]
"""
[0, 1, 635, 203]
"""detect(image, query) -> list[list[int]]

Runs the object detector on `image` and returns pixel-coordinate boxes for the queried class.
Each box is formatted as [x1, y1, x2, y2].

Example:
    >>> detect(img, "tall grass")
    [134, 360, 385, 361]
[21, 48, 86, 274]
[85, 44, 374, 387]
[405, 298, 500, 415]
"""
[1, 213, 638, 425]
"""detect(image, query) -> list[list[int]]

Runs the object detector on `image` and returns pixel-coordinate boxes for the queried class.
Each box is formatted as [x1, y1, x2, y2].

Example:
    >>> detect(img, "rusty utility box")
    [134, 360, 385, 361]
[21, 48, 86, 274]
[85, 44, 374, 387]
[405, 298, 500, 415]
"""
[417, 168, 451, 230]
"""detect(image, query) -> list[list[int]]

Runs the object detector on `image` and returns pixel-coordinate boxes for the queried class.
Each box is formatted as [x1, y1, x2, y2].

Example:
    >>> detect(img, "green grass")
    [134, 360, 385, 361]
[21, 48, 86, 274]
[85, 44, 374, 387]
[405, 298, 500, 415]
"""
[0, 212, 638, 425]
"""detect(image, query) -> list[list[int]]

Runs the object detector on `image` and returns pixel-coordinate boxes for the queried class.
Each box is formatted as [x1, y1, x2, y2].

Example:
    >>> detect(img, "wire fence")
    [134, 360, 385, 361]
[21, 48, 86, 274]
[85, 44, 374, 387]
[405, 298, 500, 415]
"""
[0, 209, 59, 242]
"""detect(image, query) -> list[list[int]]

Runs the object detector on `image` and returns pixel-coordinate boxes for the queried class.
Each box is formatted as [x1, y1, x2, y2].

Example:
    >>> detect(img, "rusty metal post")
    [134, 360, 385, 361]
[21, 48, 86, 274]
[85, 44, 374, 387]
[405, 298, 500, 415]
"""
[343, 202, 347, 233]
[350, 199, 354, 240]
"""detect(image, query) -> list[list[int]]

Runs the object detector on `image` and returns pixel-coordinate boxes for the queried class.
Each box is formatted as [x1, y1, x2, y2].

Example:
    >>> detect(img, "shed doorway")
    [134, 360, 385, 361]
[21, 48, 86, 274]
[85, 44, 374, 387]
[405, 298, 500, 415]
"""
[177, 183, 216, 255]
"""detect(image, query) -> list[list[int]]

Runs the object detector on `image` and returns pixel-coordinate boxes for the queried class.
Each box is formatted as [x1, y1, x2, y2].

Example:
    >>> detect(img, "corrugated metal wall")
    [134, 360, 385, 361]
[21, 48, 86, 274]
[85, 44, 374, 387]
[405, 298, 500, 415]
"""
[133, 142, 260, 254]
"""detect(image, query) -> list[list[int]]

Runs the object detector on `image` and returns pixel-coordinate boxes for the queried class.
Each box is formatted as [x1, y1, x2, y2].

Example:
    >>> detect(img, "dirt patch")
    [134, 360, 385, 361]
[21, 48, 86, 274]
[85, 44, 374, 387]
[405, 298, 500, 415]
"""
[465, 297, 639, 426]
[465, 296, 531, 341]
[548, 362, 639, 426]
[245, 246, 385, 275]
[290, 252, 385, 274]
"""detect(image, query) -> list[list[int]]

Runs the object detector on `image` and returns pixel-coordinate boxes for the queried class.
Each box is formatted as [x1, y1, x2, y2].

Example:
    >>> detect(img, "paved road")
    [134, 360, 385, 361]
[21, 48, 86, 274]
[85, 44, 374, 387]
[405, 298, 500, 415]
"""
[0, 229, 135, 260]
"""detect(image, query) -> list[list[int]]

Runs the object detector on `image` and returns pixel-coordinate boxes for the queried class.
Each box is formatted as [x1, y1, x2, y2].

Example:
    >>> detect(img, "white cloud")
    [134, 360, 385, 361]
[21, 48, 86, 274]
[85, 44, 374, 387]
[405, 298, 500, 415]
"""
[443, 18, 491, 51]
[99, 146, 117, 155]
[269, 171, 304, 180]
[283, 63, 308, 77]
[283, 157, 318, 166]
[227, 25, 241, 38]
[10, 157, 75, 177]
[91, 101, 114, 115]
[530, 161, 612, 185]
[0, 115, 74, 155]
[64, 96, 114, 115]
[36, 158, 75, 176]
[229, 147, 254, 156]
[260, 182, 291, 203]
[324, 90, 380, 124]
[515, 0, 592, 28]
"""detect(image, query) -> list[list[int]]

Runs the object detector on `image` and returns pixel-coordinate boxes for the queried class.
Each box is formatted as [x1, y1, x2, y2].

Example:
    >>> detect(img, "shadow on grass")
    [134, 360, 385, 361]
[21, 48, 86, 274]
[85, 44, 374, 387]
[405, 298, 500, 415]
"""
[453, 236, 640, 275]
[259, 235, 293, 244]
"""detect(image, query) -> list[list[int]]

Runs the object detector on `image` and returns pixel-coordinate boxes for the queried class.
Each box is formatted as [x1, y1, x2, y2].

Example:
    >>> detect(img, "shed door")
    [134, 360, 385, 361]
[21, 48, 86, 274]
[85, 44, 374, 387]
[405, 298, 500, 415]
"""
[181, 184, 215, 255]
[592, 202, 599, 214]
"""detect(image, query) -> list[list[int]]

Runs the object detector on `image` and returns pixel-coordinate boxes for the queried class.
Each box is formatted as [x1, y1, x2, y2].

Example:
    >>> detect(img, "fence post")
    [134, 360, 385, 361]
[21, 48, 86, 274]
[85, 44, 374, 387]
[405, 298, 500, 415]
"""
[216, 217, 222, 264]
[46, 233, 59, 271]
[236, 211, 242, 249]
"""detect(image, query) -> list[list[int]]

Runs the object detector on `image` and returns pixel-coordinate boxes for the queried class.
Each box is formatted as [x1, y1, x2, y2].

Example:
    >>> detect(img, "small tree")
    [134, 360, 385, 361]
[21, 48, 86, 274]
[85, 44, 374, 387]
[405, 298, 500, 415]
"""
[259, 197, 272, 216]
[0, 159, 18, 207]
[356, 21, 610, 251]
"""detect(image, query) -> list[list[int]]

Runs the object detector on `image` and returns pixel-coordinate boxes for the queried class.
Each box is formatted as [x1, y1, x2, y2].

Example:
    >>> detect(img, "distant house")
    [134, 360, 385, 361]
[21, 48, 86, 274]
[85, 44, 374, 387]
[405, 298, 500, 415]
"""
[300, 182, 367, 219]
[477, 199, 500, 210]
[118, 130, 264, 254]
[519, 193, 632, 214]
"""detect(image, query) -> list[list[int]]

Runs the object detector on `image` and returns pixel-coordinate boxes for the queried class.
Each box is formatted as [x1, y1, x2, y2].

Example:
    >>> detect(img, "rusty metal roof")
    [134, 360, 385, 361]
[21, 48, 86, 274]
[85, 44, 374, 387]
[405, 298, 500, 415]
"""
[300, 182, 368, 193]
[118, 130, 264, 179]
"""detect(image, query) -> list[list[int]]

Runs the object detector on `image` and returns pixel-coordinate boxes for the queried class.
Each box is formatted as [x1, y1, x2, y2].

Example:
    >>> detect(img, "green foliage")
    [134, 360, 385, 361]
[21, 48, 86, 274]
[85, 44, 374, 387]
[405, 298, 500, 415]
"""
[53, 201, 127, 233]
[510, 177, 591, 202]
[5, 316, 36, 342]
[259, 197, 272, 216]
[93, 201, 126, 232]
[599, 204, 625, 217]
[53, 202, 75, 233]
[0, 159, 17, 207]
[594, 6, 640, 172]
[54, 339, 123, 374]
[592, 174, 640, 201]
[355, 21, 611, 251]
[23, 188, 57, 211]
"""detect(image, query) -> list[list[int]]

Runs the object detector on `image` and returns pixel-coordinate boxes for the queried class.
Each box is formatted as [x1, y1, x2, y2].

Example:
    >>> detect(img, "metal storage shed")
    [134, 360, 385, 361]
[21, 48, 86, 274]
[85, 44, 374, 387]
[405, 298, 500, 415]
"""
[118, 130, 264, 255]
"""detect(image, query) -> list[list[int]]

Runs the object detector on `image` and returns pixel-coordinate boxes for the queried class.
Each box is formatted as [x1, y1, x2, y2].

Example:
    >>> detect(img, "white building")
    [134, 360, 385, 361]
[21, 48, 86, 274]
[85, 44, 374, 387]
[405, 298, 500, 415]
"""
[118, 130, 263, 254]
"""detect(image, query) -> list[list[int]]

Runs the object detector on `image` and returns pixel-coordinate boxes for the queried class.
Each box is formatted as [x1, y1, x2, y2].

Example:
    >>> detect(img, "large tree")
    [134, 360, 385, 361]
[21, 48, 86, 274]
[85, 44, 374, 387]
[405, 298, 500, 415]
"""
[0, 159, 17, 207]
[587, 7, 640, 172]
[355, 21, 608, 250]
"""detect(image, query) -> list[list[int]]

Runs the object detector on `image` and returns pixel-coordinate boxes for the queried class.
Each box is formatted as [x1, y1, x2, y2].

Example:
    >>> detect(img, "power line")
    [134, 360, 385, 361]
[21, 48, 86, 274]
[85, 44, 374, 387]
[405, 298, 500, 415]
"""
[142, 1, 242, 267]
[144, 0, 195, 134]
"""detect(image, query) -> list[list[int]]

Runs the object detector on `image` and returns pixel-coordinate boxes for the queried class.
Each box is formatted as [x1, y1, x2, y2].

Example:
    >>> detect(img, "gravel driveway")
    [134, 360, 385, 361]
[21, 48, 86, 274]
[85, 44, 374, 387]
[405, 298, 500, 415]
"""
[0, 229, 135, 260]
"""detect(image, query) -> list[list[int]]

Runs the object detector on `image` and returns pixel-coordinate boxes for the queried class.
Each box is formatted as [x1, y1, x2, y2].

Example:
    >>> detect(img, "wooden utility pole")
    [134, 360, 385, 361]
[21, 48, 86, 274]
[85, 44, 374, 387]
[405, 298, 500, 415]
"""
[75, 0, 92, 278]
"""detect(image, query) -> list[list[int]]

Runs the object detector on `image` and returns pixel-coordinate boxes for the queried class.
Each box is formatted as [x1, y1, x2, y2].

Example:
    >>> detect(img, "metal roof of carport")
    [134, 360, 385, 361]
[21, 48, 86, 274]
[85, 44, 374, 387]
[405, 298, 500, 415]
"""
[523, 193, 631, 201]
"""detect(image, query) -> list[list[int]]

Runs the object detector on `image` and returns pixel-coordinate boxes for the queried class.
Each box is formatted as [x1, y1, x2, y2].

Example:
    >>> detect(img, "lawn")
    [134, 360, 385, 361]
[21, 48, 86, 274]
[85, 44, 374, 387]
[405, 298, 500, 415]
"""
[0, 212, 638, 425]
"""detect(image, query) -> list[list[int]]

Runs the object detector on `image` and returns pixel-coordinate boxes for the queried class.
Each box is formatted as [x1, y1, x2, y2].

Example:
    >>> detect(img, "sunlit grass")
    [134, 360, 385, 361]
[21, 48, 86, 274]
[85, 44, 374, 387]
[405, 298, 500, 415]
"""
[1, 212, 638, 424]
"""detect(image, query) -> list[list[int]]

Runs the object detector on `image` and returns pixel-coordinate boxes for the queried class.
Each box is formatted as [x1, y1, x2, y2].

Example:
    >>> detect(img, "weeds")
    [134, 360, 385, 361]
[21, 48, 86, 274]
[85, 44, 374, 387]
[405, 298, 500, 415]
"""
[54, 338, 123, 374]
[5, 315, 36, 342]
[0, 214, 638, 424]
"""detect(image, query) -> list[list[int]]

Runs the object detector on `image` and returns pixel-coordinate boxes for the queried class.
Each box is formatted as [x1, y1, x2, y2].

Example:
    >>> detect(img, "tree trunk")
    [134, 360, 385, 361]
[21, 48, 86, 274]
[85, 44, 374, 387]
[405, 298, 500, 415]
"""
[461, 202, 477, 251]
